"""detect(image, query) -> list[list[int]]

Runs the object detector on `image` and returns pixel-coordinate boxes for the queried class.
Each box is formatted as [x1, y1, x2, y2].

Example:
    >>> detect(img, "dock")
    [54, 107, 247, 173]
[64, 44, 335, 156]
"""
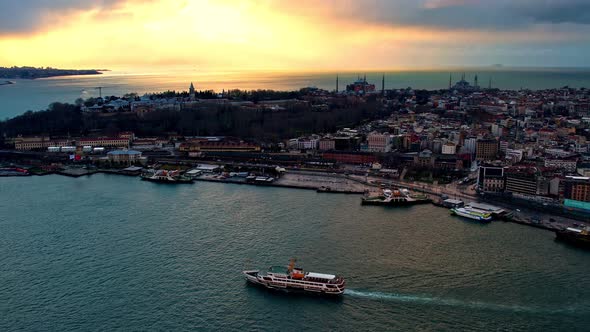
[57, 167, 97, 177]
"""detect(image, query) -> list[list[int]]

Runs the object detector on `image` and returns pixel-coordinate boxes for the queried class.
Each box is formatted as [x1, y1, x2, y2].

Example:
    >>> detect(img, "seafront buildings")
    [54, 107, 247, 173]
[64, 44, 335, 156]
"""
[3, 78, 590, 215]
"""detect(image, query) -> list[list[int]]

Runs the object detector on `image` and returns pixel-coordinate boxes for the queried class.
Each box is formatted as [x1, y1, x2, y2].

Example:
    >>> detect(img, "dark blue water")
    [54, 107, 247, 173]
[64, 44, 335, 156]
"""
[1, 174, 589, 331]
[2, 67, 590, 119]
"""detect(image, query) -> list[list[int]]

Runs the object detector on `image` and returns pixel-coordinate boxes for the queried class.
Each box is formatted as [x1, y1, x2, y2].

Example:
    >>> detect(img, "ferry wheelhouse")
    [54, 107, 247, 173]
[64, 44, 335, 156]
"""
[243, 259, 345, 295]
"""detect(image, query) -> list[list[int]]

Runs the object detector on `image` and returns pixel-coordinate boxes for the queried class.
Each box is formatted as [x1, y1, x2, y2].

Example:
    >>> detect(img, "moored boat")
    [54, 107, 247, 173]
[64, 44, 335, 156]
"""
[555, 227, 590, 249]
[317, 186, 333, 192]
[361, 188, 431, 206]
[0, 167, 30, 177]
[140, 169, 193, 183]
[450, 206, 492, 222]
[243, 259, 345, 295]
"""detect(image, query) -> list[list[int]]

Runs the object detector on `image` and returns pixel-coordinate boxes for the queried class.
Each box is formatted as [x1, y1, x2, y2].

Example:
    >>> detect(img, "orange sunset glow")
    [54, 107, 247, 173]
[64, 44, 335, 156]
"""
[2, 0, 590, 70]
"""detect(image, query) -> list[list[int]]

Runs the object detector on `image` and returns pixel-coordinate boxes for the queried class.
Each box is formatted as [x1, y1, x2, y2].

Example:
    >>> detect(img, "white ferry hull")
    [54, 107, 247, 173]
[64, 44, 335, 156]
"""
[451, 209, 492, 222]
[243, 270, 345, 295]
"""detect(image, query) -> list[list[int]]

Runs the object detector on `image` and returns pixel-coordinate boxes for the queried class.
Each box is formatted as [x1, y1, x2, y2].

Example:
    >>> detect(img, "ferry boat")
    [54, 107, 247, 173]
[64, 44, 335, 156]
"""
[555, 227, 590, 249]
[361, 188, 431, 206]
[450, 206, 492, 222]
[243, 259, 345, 295]
[140, 169, 193, 183]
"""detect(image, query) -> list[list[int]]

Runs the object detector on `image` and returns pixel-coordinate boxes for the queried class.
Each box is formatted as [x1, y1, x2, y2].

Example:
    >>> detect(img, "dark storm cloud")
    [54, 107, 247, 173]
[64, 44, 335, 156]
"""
[0, 0, 122, 34]
[518, 0, 590, 25]
[302, 0, 590, 30]
[3, 0, 590, 36]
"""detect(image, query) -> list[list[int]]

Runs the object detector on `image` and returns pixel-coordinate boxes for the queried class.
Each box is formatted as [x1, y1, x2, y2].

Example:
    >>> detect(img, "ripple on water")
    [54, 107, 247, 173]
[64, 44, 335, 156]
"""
[1, 174, 589, 331]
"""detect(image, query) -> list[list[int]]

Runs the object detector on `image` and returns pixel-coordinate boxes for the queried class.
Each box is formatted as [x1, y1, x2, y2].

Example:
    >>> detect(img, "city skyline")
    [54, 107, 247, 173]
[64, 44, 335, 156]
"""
[2, 2, 590, 330]
[1, 0, 590, 70]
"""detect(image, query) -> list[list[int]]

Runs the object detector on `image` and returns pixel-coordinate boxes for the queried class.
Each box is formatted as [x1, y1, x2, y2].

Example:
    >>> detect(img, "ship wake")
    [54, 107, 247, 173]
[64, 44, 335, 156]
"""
[344, 289, 585, 314]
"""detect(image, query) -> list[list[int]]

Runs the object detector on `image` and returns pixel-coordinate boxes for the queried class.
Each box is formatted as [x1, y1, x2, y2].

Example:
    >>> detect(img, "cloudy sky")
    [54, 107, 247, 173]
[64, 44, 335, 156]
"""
[1, 0, 589, 70]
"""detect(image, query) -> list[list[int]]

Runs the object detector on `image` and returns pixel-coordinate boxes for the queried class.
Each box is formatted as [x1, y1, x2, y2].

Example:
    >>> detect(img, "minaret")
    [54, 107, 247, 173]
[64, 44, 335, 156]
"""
[474, 74, 479, 88]
[189, 82, 195, 99]
[381, 74, 385, 96]
[336, 75, 339, 93]
[488, 77, 492, 90]
[364, 74, 367, 82]
[449, 73, 452, 90]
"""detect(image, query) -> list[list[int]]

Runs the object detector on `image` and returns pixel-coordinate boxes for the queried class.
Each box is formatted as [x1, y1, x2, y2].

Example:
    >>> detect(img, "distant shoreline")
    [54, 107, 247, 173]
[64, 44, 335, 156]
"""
[0, 67, 106, 80]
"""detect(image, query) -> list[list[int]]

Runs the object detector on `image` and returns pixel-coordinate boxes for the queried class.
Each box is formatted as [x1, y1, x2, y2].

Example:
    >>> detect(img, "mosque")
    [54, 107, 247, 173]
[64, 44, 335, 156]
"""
[450, 73, 481, 92]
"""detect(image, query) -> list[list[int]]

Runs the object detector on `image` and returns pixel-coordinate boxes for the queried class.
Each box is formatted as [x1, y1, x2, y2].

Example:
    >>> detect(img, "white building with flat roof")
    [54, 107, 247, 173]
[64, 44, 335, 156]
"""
[441, 142, 456, 155]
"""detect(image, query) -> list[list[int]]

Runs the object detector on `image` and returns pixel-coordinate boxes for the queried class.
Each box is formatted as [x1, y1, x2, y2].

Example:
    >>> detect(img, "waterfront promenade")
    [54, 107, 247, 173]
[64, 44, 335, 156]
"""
[6, 162, 584, 233]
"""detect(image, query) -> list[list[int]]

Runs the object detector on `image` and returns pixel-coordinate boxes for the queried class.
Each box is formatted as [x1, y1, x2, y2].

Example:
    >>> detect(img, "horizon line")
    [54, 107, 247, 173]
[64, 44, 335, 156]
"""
[4, 64, 590, 74]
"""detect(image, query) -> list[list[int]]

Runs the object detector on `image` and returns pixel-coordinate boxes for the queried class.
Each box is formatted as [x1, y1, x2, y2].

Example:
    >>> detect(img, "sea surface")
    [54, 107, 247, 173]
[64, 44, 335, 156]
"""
[2, 67, 590, 119]
[1, 174, 589, 331]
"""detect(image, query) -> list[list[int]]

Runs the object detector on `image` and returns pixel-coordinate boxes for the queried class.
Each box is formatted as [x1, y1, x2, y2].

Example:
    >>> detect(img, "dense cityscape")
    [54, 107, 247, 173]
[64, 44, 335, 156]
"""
[2, 74, 590, 234]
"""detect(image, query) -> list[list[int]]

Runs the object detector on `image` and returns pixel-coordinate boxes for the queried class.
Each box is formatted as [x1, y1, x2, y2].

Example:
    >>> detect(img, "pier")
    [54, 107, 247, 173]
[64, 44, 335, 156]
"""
[2, 160, 585, 235]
